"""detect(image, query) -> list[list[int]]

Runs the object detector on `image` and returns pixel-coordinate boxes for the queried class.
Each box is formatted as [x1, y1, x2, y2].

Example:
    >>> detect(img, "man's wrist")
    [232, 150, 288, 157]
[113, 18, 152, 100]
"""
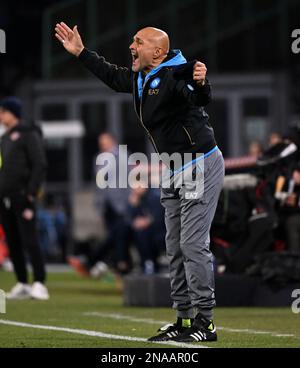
[196, 79, 205, 86]
[75, 46, 85, 57]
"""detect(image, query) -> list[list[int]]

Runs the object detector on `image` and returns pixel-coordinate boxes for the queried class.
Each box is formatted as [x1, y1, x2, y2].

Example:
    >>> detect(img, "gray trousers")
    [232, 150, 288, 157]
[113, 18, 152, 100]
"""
[160, 149, 224, 320]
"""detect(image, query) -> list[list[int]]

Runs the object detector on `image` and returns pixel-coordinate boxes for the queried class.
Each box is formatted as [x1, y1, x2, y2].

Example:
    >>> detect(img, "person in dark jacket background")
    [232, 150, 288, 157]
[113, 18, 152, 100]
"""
[127, 183, 166, 275]
[0, 97, 49, 300]
[55, 23, 224, 343]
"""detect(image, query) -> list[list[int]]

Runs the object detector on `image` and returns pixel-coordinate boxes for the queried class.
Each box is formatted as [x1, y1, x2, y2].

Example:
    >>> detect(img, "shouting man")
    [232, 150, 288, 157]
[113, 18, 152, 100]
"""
[55, 23, 224, 343]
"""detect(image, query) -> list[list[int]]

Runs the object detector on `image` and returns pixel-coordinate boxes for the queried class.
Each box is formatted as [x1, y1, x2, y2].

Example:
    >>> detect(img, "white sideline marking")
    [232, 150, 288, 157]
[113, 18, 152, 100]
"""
[217, 327, 296, 339]
[0, 319, 207, 348]
[83, 312, 170, 325]
[83, 312, 299, 340]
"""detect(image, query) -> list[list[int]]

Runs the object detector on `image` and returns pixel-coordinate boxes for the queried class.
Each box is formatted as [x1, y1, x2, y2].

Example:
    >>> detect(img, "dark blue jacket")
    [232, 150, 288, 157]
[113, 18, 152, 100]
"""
[79, 48, 216, 162]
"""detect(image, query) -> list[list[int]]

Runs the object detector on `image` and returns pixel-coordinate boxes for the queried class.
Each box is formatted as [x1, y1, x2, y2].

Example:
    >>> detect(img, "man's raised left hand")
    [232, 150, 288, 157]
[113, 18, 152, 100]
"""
[193, 61, 207, 86]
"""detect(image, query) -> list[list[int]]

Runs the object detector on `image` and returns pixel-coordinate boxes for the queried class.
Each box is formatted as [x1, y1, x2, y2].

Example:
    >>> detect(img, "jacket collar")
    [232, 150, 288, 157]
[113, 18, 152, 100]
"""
[137, 49, 187, 98]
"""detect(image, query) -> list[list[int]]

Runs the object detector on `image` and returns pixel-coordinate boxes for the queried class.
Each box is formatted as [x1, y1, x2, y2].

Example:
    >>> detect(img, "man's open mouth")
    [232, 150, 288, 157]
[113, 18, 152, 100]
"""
[132, 53, 139, 65]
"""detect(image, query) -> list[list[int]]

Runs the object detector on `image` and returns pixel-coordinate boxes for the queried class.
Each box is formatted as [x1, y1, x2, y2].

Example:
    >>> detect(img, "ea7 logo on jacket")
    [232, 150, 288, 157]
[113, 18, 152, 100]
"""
[148, 78, 161, 95]
[148, 89, 159, 95]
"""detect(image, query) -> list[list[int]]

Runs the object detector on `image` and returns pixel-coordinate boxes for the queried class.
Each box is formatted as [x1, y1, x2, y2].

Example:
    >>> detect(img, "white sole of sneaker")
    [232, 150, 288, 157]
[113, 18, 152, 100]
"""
[30, 295, 50, 301]
[6, 294, 31, 300]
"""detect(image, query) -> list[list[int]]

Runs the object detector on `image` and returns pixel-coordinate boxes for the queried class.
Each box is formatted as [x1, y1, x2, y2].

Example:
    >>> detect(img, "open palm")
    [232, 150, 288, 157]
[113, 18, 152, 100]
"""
[55, 22, 84, 57]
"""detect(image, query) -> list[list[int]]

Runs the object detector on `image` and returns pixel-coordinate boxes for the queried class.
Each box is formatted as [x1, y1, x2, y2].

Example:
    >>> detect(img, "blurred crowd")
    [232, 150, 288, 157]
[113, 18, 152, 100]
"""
[1, 129, 300, 282]
[212, 129, 300, 282]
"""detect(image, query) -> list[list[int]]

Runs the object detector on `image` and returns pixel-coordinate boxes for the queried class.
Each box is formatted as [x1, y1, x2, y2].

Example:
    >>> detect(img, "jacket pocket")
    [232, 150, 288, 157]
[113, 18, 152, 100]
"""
[182, 125, 196, 146]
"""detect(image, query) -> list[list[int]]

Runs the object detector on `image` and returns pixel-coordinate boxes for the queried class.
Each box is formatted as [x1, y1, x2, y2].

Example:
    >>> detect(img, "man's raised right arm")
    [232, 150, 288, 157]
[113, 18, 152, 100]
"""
[55, 22, 132, 93]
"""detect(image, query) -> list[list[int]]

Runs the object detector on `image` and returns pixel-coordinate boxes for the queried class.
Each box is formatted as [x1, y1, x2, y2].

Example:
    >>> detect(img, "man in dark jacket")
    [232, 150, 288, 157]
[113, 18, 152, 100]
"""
[55, 23, 224, 343]
[0, 97, 49, 300]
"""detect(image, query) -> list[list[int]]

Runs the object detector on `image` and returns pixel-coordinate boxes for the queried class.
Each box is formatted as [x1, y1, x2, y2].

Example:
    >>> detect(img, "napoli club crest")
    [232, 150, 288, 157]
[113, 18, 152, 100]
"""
[150, 78, 161, 89]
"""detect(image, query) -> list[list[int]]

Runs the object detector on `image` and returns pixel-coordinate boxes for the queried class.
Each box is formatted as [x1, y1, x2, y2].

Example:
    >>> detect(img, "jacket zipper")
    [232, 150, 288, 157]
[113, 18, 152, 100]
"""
[182, 126, 196, 146]
[133, 79, 160, 154]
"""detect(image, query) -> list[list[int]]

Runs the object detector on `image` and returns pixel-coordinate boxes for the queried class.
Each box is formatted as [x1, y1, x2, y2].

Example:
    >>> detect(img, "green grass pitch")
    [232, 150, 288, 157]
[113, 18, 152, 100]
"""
[0, 271, 299, 348]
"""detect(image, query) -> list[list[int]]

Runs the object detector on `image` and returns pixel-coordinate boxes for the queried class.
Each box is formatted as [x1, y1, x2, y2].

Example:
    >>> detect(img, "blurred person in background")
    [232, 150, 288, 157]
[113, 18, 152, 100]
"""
[248, 140, 264, 159]
[278, 164, 300, 252]
[93, 133, 133, 274]
[127, 181, 165, 275]
[268, 132, 283, 147]
[37, 193, 68, 263]
[55, 22, 224, 343]
[68, 132, 133, 277]
[0, 97, 49, 300]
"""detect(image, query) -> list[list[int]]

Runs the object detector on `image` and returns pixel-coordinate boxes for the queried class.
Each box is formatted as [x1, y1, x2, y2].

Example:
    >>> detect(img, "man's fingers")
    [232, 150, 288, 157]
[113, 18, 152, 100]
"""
[55, 24, 68, 39]
[73, 25, 80, 36]
[56, 24, 68, 35]
[194, 61, 205, 67]
[55, 29, 66, 42]
[55, 33, 65, 44]
[60, 22, 73, 33]
[193, 69, 206, 80]
[194, 69, 207, 75]
[194, 62, 206, 75]
[194, 72, 206, 77]
[194, 67, 207, 78]
[194, 66, 207, 72]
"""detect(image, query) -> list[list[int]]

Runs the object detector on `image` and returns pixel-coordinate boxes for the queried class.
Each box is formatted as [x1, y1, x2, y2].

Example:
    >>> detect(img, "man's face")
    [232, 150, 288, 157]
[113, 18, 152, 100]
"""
[0, 108, 17, 128]
[129, 30, 156, 73]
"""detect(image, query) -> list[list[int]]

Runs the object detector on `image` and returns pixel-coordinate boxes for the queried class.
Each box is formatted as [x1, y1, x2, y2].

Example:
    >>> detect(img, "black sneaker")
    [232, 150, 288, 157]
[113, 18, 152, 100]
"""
[172, 313, 217, 342]
[147, 318, 193, 342]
